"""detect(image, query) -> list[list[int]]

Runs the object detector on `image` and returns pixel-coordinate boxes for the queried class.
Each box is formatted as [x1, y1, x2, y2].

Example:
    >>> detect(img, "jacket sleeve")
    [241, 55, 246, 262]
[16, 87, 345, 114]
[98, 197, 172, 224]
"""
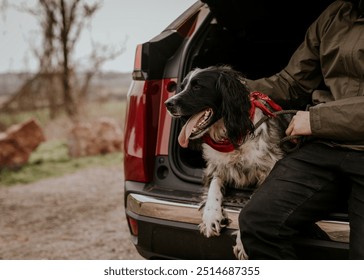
[310, 96, 364, 142]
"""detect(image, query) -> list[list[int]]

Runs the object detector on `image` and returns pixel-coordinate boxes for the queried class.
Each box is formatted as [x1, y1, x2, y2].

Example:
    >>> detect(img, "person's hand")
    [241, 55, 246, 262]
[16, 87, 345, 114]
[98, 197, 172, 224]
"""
[286, 111, 312, 137]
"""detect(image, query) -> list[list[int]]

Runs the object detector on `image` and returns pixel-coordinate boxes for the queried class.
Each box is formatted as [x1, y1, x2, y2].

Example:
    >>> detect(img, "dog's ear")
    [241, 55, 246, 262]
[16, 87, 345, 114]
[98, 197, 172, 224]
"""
[217, 68, 254, 147]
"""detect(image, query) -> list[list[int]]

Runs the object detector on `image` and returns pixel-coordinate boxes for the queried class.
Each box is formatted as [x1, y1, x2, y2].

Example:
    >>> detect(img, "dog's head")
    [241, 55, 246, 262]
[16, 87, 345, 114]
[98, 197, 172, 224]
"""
[165, 66, 254, 148]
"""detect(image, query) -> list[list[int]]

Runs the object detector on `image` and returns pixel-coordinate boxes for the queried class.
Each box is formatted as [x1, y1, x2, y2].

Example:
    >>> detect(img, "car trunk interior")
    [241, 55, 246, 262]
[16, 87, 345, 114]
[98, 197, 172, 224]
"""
[172, 0, 335, 181]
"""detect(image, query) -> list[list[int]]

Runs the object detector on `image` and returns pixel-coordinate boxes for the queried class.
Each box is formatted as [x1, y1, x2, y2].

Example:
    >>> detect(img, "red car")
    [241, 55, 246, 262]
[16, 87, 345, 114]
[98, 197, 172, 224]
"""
[123, 0, 349, 259]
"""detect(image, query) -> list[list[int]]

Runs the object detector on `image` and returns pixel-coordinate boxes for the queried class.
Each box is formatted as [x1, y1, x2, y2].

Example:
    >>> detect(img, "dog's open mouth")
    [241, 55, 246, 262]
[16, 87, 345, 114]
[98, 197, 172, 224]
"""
[178, 108, 213, 148]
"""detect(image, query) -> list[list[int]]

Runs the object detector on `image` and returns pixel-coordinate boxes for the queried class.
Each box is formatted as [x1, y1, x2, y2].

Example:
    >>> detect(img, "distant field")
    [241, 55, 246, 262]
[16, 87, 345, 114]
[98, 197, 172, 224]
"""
[0, 99, 127, 186]
[0, 140, 123, 186]
[0, 99, 127, 135]
[0, 71, 132, 96]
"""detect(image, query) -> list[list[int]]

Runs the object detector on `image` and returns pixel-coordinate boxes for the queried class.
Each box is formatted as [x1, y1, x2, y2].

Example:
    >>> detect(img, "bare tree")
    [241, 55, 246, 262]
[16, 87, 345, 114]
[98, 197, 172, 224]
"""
[1, 0, 125, 119]
[78, 41, 126, 104]
[38, 0, 102, 119]
[0, 0, 8, 18]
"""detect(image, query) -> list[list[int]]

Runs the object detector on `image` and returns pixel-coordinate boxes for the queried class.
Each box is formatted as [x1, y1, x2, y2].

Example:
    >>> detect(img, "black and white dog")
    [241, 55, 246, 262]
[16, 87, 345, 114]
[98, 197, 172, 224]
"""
[165, 65, 289, 259]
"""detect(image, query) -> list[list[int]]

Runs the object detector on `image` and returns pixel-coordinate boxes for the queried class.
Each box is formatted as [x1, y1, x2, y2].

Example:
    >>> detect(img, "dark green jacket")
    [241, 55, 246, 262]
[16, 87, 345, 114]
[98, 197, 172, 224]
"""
[248, 0, 364, 150]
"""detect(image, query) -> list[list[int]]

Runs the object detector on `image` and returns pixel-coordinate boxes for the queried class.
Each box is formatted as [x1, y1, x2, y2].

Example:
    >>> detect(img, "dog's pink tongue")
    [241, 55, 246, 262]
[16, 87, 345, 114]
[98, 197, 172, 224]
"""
[178, 111, 206, 148]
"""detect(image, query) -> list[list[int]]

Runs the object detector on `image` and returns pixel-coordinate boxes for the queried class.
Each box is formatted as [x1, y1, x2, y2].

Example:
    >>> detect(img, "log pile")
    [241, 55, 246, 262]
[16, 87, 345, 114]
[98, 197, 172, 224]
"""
[67, 117, 123, 157]
[0, 119, 46, 168]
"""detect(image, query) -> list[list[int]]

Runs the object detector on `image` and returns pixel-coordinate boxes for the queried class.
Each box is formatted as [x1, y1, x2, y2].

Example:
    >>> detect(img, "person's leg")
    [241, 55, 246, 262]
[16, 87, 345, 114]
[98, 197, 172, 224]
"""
[341, 150, 364, 259]
[239, 143, 344, 259]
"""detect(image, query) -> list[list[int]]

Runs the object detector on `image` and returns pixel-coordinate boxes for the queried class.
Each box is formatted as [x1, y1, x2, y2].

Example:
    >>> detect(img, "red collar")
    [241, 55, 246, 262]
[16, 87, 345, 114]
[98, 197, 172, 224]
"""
[203, 92, 282, 153]
[203, 134, 236, 153]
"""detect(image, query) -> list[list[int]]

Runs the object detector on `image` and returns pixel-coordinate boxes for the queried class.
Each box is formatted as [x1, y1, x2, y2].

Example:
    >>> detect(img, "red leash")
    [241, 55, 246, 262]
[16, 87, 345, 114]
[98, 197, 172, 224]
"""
[249, 91, 282, 119]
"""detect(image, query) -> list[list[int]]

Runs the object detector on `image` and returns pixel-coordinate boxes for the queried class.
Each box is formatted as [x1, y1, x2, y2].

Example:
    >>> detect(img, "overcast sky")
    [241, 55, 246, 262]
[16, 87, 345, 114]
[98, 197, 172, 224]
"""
[0, 0, 197, 73]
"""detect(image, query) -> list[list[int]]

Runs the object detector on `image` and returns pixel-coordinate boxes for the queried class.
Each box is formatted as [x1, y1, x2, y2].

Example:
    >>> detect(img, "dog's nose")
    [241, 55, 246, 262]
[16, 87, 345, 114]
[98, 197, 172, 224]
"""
[164, 98, 176, 111]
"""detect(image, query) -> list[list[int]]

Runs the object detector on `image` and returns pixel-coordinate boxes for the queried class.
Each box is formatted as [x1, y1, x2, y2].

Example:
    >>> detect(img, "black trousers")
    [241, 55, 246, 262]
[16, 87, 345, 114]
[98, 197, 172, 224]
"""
[238, 142, 364, 259]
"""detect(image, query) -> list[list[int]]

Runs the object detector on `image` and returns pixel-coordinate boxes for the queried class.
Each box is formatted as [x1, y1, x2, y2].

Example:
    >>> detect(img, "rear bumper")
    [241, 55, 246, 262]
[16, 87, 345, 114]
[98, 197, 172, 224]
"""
[125, 193, 238, 259]
[125, 183, 349, 259]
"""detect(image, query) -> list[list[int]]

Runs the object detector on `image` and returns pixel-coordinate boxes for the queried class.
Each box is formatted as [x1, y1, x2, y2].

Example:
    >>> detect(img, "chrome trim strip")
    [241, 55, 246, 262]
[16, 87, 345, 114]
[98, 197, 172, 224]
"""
[316, 220, 350, 243]
[127, 193, 240, 229]
[127, 193, 349, 243]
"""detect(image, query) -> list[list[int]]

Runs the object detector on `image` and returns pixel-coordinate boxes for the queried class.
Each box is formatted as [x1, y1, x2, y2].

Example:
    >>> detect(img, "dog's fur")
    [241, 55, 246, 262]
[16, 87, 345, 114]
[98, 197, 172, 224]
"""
[165, 66, 289, 259]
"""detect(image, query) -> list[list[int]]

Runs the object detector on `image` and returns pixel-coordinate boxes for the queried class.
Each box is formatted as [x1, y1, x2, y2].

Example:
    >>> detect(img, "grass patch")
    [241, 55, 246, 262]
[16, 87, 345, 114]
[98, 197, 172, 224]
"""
[0, 140, 123, 186]
[0, 107, 51, 128]
[86, 100, 127, 119]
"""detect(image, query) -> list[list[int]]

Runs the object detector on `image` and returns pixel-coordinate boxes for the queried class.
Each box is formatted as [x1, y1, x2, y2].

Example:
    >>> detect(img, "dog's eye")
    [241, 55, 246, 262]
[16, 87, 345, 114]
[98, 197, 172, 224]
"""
[191, 79, 202, 91]
[192, 84, 201, 90]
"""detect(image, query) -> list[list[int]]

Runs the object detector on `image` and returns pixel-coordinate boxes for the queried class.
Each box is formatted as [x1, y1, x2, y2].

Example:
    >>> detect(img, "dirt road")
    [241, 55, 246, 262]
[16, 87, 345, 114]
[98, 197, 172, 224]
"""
[0, 166, 143, 260]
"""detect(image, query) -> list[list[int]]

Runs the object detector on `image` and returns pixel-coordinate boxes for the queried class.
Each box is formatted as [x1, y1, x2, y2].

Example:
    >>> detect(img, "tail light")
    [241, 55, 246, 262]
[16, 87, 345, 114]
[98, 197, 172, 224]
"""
[127, 217, 139, 236]
[123, 78, 161, 182]
[123, 44, 176, 183]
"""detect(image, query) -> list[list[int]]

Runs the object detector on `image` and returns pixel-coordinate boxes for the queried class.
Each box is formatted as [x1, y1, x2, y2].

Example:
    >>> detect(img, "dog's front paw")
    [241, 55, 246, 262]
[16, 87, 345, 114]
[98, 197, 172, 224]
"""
[199, 204, 230, 238]
[232, 230, 248, 260]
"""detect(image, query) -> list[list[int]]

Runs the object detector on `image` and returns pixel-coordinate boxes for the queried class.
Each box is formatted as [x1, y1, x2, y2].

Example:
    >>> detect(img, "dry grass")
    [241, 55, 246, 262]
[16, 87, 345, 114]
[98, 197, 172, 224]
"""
[0, 99, 127, 186]
[45, 100, 127, 141]
[0, 99, 126, 140]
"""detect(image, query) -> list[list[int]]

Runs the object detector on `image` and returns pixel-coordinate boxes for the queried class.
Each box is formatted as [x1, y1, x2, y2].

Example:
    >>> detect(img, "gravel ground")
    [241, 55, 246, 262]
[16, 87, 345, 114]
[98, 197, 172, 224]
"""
[0, 166, 144, 260]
